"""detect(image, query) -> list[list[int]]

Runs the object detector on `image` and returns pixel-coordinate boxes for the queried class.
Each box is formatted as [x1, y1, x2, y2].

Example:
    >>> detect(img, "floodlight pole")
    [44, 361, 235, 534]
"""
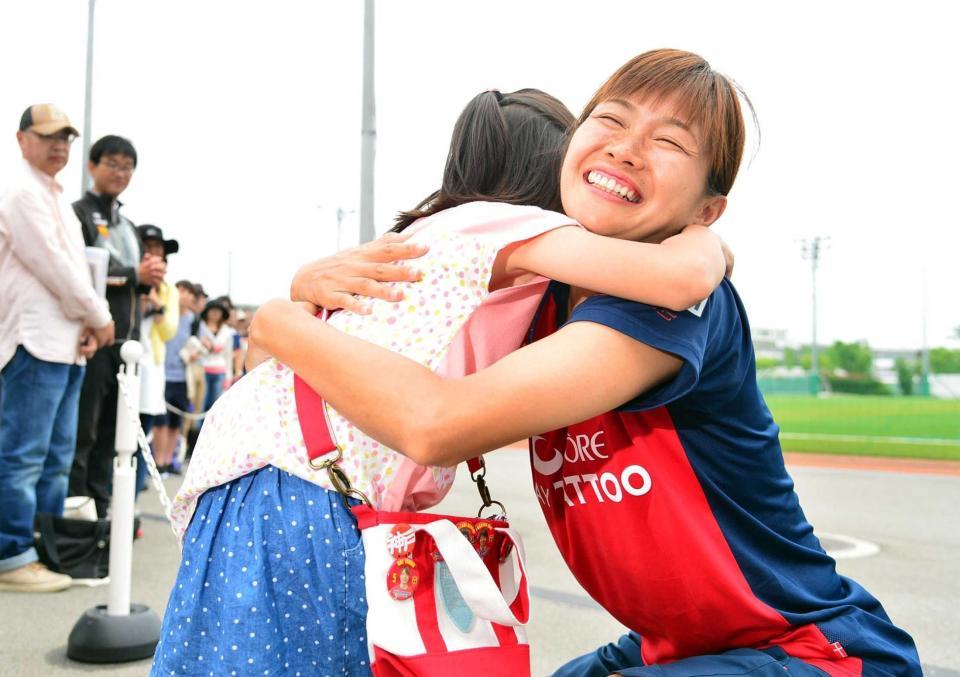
[801, 237, 824, 394]
[358, 0, 376, 243]
[919, 266, 931, 396]
[80, 0, 96, 196]
[227, 250, 234, 298]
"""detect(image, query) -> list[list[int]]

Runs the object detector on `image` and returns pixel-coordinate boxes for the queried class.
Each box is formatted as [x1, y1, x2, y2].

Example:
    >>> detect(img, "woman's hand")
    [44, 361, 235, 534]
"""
[290, 232, 429, 314]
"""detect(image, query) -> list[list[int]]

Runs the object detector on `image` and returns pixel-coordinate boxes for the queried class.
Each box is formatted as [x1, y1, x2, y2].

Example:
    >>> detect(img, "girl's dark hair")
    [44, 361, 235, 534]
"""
[393, 89, 574, 231]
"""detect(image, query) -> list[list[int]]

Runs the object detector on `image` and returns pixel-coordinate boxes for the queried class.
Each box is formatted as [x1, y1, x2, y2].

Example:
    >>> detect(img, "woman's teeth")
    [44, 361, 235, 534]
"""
[587, 171, 639, 202]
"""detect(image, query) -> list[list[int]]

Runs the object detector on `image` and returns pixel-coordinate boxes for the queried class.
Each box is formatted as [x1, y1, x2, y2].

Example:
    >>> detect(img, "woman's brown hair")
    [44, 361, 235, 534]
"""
[393, 89, 575, 231]
[578, 49, 754, 196]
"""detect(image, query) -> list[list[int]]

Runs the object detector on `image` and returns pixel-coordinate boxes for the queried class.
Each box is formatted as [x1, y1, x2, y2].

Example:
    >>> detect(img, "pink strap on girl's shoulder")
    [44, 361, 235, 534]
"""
[292, 308, 485, 471]
[294, 373, 338, 461]
[293, 309, 338, 461]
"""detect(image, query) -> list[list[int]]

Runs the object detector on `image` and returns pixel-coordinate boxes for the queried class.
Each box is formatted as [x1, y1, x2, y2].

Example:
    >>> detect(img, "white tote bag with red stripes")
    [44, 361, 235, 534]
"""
[352, 505, 531, 676]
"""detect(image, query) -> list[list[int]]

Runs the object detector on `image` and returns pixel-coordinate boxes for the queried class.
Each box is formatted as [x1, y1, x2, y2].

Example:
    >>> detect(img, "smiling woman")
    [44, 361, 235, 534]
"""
[254, 49, 923, 676]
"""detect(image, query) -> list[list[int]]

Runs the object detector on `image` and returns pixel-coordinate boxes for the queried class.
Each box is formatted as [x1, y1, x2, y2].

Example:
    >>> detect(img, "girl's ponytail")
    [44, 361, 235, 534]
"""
[393, 88, 574, 232]
[442, 90, 509, 199]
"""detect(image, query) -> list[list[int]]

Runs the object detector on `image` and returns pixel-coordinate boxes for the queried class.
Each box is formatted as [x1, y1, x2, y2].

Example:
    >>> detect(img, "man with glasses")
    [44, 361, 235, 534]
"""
[70, 135, 165, 518]
[0, 104, 114, 592]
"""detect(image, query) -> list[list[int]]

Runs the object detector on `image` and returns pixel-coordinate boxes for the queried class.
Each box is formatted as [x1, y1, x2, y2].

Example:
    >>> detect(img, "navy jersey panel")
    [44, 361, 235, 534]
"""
[564, 281, 921, 675]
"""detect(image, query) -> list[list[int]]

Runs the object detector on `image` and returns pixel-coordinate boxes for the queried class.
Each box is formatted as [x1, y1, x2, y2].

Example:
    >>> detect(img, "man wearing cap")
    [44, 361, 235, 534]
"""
[69, 134, 165, 518]
[0, 104, 114, 592]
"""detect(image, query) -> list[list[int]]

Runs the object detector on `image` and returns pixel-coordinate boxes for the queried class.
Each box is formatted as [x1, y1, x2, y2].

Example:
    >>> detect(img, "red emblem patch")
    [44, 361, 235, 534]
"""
[386, 523, 416, 559]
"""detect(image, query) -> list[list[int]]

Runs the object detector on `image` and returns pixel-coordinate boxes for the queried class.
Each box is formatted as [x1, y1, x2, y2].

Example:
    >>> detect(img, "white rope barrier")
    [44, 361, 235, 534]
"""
[164, 400, 207, 422]
[118, 369, 176, 532]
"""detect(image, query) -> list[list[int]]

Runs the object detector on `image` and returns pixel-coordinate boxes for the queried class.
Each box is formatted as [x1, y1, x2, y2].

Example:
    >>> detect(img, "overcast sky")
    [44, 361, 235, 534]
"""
[2, 1, 958, 349]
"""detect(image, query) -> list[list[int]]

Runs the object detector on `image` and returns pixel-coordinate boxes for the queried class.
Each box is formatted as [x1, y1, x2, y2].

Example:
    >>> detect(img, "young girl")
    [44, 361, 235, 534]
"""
[256, 52, 922, 676]
[197, 299, 232, 415]
[153, 88, 730, 675]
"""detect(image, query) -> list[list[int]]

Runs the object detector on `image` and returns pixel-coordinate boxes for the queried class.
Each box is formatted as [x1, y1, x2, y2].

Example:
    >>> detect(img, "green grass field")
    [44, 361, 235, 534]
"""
[763, 395, 960, 461]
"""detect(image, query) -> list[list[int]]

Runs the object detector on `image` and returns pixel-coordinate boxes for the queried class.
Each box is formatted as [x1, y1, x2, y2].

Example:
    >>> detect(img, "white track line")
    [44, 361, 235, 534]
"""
[781, 432, 960, 447]
[817, 531, 881, 560]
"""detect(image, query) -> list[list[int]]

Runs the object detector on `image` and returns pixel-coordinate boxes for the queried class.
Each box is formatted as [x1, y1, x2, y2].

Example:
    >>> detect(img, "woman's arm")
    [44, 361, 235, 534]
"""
[252, 299, 681, 467]
[500, 225, 728, 312]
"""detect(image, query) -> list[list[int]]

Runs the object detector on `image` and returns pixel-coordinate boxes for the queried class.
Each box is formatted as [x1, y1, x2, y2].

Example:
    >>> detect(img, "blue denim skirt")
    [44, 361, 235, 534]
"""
[152, 466, 371, 676]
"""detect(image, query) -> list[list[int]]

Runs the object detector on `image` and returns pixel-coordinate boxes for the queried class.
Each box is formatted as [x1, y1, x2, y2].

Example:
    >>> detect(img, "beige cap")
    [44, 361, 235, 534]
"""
[19, 104, 79, 136]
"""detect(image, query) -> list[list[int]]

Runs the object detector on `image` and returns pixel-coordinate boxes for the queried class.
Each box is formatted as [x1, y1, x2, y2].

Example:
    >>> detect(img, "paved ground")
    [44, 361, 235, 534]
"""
[0, 452, 957, 676]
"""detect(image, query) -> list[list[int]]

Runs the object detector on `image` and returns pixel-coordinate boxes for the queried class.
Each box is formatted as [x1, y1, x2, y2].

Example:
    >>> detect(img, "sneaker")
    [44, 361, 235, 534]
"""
[0, 562, 72, 593]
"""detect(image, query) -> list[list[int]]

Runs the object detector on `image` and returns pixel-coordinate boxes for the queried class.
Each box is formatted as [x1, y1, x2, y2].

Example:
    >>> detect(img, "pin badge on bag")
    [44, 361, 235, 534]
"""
[456, 521, 476, 544]
[475, 521, 493, 557]
[387, 557, 419, 601]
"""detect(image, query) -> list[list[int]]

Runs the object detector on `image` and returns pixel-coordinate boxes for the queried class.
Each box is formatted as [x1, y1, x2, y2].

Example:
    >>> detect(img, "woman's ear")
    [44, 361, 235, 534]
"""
[695, 195, 727, 227]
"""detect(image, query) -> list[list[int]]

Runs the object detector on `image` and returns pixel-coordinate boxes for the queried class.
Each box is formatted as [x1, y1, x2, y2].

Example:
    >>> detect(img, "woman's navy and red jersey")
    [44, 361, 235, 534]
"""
[527, 281, 921, 676]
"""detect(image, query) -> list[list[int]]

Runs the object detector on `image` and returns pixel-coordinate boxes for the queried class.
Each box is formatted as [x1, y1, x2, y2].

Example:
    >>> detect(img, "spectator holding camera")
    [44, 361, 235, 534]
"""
[0, 104, 112, 592]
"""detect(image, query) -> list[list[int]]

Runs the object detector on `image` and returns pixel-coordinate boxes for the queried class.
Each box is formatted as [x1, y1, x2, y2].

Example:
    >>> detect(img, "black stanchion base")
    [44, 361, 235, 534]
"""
[67, 603, 161, 663]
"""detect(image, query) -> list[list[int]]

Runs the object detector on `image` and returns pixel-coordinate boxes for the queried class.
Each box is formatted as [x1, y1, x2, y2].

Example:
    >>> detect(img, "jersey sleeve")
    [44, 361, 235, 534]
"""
[566, 289, 726, 411]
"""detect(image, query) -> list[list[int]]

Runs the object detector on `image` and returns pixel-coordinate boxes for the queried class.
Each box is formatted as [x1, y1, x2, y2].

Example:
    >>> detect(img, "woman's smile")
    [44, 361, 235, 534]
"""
[584, 168, 642, 203]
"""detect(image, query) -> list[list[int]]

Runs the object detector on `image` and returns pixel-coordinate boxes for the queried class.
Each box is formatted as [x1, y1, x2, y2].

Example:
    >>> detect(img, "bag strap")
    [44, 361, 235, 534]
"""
[292, 311, 501, 513]
[294, 372, 338, 463]
[413, 520, 529, 627]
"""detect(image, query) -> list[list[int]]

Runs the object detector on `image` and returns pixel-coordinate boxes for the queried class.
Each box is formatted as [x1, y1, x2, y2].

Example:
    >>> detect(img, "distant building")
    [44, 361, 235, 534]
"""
[752, 328, 788, 361]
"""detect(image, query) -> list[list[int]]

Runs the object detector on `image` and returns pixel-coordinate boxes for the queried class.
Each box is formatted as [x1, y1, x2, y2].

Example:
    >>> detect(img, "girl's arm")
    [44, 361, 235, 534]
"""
[251, 299, 681, 467]
[499, 225, 728, 312]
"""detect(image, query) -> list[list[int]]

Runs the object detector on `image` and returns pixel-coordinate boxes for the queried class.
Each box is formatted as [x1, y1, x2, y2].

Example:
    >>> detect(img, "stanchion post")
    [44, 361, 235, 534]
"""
[67, 341, 161, 663]
[107, 341, 140, 615]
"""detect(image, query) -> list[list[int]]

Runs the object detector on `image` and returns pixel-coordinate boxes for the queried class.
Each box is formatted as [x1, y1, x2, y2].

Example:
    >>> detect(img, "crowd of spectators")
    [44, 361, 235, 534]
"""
[0, 103, 249, 592]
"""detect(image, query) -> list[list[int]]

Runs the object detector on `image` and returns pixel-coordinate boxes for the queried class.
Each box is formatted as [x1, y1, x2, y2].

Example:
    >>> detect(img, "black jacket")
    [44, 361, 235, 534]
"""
[73, 191, 147, 340]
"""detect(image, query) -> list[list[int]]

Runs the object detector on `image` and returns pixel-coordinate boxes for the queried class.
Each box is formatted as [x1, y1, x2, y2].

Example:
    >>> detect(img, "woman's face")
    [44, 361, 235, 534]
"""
[560, 93, 725, 243]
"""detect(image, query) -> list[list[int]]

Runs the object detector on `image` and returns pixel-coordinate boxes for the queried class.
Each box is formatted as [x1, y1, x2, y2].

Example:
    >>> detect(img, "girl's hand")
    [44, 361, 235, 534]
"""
[671, 224, 733, 281]
[290, 232, 428, 314]
[720, 237, 734, 279]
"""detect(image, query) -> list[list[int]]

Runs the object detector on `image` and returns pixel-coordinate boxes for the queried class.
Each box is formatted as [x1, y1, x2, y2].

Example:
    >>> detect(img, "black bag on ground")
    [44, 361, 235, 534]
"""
[34, 513, 111, 579]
